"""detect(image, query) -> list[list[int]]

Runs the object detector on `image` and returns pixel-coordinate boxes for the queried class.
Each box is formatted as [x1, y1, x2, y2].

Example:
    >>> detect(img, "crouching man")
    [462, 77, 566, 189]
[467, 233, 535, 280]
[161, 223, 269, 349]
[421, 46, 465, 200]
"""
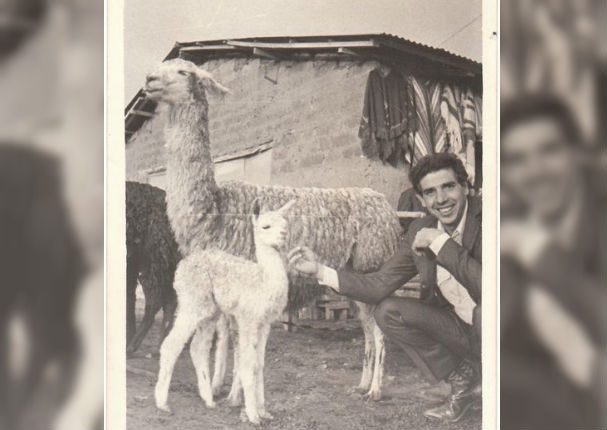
[289, 153, 481, 423]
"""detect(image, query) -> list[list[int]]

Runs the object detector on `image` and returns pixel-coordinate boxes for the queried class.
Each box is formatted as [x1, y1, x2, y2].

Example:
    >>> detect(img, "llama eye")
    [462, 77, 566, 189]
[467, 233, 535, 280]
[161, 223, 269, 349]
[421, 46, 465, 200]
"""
[178, 70, 191, 76]
[261, 225, 270, 230]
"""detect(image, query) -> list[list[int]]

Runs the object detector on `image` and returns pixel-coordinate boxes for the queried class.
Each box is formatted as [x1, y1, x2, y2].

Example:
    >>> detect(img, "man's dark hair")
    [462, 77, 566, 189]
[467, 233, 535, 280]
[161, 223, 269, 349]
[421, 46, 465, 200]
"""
[0, 0, 47, 61]
[501, 94, 581, 144]
[409, 153, 468, 194]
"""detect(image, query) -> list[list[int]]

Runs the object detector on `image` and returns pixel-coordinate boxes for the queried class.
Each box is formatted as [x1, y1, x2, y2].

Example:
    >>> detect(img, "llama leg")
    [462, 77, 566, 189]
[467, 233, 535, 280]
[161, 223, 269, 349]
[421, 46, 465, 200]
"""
[237, 322, 260, 424]
[162, 287, 177, 336]
[211, 314, 229, 396]
[256, 323, 273, 420]
[226, 317, 242, 406]
[127, 294, 162, 355]
[126, 262, 138, 348]
[159, 291, 177, 352]
[363, 319, 385, 401]
[189, 321, 217, 408]
[355, 302, 375, 393]
[155, 309, 199, 412]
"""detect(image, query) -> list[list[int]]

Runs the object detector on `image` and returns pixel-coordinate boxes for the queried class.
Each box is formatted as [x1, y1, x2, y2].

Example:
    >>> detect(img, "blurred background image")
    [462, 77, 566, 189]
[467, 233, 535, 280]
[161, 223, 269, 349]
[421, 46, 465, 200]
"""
[500, 1, 606, 429]
[0, 0, 103, 429]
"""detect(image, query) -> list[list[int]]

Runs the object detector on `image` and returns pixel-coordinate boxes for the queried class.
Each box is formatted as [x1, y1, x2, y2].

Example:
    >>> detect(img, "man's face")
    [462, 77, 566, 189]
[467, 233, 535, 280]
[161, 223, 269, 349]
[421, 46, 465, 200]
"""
[502, 117, 577, 220]
[417, 168, 468, 229]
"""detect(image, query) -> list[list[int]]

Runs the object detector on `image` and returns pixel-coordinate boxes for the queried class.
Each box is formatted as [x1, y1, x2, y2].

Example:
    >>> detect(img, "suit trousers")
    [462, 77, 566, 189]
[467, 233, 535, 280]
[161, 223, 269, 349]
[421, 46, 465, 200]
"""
[373, 297, 481, 382]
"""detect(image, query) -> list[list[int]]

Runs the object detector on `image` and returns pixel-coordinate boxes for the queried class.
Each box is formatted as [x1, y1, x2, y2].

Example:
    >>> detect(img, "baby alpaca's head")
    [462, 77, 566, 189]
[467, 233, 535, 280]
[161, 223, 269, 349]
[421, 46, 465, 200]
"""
[252, 200, 296, 250]
[143, 58, 230, 106]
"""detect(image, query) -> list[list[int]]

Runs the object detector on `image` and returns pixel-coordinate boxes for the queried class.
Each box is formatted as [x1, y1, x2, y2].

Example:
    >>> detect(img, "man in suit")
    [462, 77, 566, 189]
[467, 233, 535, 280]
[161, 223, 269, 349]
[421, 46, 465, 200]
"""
[289, 153, 481, 423]
[500, 95, 606, 429]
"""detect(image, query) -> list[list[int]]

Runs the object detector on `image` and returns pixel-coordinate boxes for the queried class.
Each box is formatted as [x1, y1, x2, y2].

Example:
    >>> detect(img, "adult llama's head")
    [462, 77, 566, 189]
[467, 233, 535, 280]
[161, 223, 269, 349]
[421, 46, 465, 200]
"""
[144, 58, 230, 105]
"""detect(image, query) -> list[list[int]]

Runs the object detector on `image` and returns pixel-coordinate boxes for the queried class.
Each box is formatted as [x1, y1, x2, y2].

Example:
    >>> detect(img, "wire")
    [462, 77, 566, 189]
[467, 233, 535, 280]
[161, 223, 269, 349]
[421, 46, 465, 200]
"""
[436, 14, 481, 47]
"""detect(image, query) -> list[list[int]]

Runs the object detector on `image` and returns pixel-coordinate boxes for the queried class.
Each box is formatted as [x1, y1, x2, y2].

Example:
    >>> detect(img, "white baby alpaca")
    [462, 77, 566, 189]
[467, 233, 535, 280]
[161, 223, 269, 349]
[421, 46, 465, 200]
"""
[155, 200, 294, 424]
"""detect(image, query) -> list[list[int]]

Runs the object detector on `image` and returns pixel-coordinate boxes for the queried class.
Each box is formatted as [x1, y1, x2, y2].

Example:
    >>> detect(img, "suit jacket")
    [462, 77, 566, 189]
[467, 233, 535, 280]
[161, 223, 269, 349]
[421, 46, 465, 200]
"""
[337, 196, 482, 306]
[501, 169, 607, 354]
[500, 166, 607, 430]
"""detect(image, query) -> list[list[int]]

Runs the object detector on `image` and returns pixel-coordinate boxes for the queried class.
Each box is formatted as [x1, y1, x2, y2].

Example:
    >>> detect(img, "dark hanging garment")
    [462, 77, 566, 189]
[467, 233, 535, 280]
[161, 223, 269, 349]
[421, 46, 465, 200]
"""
[359, 68, 416, 167]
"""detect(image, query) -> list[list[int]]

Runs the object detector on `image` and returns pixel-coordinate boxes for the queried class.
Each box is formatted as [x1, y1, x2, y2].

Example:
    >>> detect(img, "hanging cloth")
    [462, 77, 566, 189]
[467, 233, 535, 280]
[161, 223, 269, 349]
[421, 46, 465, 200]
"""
[473, 94, 482, 139]
[359, 68, 416, 167]
[461, 87, 478, 142]
[440, 84, 482, 184]
[462, 87, 479, 184]
[440, 84, 464, 155]
[410, 77, 445, 166]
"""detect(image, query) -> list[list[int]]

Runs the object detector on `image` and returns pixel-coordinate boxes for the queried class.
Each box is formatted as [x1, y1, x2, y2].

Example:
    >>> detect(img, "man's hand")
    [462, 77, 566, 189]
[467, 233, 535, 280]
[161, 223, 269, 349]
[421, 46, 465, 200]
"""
[412, 227, 443, 256]
[500, 220, 549, 268]
[288, 246, 322, 278]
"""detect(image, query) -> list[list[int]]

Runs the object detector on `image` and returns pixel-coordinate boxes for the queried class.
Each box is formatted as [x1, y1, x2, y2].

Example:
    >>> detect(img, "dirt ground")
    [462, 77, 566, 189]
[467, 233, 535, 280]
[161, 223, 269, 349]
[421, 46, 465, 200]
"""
[127, 311, 481, 430]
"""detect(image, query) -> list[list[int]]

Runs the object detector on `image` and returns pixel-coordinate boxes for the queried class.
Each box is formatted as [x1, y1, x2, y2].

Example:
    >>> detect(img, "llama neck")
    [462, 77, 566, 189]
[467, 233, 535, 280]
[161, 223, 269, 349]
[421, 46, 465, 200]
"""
[255, 245, 288, 290]
[163, 99, 219, 255]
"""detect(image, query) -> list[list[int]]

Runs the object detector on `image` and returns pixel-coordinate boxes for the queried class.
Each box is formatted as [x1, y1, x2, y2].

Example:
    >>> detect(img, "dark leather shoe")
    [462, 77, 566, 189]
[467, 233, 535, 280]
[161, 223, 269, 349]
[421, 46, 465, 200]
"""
[423, 361, 480, 423]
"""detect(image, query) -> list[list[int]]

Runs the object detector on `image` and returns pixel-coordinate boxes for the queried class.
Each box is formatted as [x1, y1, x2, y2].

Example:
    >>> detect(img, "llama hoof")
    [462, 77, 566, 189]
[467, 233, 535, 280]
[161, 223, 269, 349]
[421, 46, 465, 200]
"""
[350, 385, 369, 394]
[204, 400, 217, 409]
[362, 390, 382, 402]
[259, 410, 274, 420]
[211, 385, 223, 397]
[156, 403, 173, 414]
[226, 393, 242, 407]
[239, 409, 261, 425]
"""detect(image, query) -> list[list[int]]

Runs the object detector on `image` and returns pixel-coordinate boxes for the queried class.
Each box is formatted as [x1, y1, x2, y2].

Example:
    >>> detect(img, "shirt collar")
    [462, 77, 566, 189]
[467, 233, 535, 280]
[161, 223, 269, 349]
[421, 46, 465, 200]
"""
[437, 199, 468, 238]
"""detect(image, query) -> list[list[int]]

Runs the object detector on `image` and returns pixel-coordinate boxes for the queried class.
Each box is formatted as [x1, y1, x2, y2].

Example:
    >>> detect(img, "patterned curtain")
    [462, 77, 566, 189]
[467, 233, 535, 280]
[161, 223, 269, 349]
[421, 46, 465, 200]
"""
[410, 77, 446, 165]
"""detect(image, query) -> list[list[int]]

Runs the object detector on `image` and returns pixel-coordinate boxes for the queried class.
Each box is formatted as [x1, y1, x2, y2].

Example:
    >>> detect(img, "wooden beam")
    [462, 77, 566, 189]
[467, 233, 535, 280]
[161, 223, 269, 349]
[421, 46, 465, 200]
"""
[125, 91, 145, 115]
[179, 44, 238, 52]
[226, 39, 378, 50]
[129, 109, 155, 118]
[396, 211, 426, 219]
[253, 47, 279, 60]
[213, 140, 273, 163]
[337, 47, 360, 56]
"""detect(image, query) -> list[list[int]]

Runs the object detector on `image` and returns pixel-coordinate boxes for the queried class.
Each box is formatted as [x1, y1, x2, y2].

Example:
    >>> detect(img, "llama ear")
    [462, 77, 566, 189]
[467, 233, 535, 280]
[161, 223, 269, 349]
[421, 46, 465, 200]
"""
[206, 78, 231, 96]
[195, 68, 230, 96]
[278, 199, 297, 215]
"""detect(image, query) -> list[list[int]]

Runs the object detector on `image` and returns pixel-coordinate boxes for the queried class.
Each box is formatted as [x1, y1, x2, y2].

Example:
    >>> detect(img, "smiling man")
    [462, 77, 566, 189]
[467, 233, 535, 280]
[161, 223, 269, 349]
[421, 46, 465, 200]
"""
[289, 153, 481, 423]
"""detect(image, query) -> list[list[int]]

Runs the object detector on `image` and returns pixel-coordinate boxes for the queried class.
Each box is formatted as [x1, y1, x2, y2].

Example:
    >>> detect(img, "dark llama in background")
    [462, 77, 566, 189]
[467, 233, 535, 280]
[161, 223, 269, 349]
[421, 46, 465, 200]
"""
[126, 181, 180, 355]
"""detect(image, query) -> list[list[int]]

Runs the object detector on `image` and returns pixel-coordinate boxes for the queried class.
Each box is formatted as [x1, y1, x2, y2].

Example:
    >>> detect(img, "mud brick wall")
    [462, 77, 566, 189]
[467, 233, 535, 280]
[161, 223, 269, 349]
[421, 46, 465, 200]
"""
[126, 57, 411, 206]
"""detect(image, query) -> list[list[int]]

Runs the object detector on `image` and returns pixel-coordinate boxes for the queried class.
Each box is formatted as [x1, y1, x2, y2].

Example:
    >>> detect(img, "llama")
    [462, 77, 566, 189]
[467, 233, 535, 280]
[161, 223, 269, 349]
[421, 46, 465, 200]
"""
[126, 181, 231, 393]
[144, 58, 403, 401]
[125, 181, 180, 354]
[155, 200, 294, 424]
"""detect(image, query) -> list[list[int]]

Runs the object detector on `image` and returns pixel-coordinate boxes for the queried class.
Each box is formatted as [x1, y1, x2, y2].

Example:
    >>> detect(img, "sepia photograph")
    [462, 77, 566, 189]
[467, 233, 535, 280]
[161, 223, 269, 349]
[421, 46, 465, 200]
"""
[109, 0, 495, 429]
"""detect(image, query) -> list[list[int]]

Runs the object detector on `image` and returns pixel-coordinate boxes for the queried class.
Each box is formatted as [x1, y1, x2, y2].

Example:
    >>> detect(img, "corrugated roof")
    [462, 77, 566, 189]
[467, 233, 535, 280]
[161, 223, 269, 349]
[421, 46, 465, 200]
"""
[125, 33, 481, 143]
